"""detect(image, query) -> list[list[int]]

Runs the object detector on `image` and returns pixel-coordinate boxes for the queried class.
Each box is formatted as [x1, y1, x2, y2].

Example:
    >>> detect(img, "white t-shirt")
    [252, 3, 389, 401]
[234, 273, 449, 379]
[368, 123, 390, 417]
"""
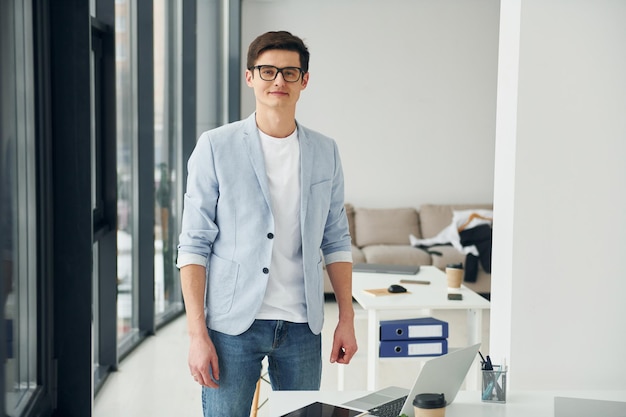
[255, 128, 307, 323]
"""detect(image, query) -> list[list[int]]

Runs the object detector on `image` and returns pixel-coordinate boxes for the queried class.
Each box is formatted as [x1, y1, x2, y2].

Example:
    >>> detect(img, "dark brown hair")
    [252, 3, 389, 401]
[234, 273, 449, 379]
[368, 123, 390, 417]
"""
[246, 31, 310, 74]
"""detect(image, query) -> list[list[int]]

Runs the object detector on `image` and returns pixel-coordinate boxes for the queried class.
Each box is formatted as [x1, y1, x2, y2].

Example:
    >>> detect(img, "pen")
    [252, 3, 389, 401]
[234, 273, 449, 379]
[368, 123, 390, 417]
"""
[478, 351, 487, 366]
[478, 351, 489, 395]
[482, 372, 496, 400]
[481, 354, 493, 370]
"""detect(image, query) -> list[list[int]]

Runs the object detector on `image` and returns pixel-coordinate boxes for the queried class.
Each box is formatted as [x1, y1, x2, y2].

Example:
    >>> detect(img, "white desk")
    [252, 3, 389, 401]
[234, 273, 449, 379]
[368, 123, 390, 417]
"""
[344, 266, 490, 391]
[270, 390, 626, 417]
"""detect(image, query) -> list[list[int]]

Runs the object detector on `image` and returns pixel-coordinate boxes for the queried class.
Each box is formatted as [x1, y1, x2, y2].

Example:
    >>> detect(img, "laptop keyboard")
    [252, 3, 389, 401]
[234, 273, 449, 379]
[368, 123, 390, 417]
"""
[367, 395, 408, 417]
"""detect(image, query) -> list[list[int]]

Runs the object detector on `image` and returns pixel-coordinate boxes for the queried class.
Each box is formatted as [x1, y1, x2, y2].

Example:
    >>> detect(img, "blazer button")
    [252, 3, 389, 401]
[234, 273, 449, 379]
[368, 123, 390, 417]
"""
[262, 268, 269, 274]
[267, 233, 274, 239]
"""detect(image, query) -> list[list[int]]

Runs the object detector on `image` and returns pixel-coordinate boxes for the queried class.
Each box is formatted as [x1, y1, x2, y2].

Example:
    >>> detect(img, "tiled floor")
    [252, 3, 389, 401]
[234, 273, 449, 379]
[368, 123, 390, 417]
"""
[93, 300, 490, 417]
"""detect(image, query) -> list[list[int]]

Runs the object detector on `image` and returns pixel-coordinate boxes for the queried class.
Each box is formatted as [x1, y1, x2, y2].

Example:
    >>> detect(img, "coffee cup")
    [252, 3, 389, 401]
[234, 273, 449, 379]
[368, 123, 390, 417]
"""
[445, 263, 463, 289]
[413, 393, 446, 417]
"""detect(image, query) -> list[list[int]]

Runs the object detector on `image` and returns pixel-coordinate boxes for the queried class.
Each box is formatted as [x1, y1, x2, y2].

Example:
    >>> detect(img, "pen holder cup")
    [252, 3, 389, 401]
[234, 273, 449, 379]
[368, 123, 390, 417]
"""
[481, 366, 507, 403]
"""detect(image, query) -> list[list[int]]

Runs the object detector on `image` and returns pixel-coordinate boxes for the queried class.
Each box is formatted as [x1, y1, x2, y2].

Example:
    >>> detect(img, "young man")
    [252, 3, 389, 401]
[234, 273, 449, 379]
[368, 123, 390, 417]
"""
[177, 31, 357, 416]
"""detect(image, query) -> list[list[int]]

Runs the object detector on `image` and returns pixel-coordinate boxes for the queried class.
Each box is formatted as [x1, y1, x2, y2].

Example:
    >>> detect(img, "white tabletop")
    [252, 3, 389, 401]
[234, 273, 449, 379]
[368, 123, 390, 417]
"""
[352, 266, 490, 311]
[346, 266, 490, 391]
[270, 390, 626, 417]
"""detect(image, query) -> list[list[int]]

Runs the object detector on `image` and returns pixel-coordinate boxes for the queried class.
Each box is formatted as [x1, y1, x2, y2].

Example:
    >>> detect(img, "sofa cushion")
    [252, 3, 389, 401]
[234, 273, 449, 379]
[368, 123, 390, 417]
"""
[361, 245, 431, 266]
[419, 204, 493, 238]
[354, 208, 420, 247]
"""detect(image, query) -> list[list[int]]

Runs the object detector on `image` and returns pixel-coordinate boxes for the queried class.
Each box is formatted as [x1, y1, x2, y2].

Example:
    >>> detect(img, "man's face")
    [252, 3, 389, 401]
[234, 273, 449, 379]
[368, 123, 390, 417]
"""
[245, 49, 309, 111]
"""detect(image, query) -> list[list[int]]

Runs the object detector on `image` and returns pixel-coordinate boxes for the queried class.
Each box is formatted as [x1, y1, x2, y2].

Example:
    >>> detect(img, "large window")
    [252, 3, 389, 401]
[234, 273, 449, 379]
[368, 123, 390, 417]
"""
[154, 0, 183, 323]
[0, 0, 206, 413]
[1, 1, 38, 415]
[115, 0, 139, 345]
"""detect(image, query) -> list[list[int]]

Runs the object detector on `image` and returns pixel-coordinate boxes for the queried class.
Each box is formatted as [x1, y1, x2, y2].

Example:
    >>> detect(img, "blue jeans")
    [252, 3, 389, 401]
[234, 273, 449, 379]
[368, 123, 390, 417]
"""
[202, 320, 322, 417]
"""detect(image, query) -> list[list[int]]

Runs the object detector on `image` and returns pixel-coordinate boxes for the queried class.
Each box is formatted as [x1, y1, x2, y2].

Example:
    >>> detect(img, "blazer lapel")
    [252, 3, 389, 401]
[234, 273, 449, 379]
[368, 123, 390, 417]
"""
[242, 114, 272, 211]
[299, 123, 313, 228]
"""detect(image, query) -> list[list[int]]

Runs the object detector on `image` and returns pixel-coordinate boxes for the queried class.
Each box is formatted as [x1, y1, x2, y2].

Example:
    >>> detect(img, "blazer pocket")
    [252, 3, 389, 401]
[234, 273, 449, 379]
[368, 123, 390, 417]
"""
[206, 254, 240, 315]
[309, 180, 332, 223]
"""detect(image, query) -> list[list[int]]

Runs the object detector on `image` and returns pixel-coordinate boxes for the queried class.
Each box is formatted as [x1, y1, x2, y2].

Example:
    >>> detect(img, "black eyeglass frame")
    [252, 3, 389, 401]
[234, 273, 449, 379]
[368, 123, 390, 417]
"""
[250, 65, 304, 82]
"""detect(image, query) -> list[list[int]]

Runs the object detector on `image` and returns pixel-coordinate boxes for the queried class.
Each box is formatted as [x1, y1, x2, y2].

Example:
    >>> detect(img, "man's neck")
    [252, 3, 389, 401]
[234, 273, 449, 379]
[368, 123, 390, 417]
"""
[255, 108, 297, 138]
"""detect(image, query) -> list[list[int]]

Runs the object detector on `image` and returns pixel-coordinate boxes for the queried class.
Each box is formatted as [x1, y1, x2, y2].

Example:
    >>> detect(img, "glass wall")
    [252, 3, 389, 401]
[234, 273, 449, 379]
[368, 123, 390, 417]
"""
[1, 1, 38, 415]
[115, 0, 139, 344]
[0, 0, 221, 413]
[154, 0, 183, 324]
[92, 0, 118, 392]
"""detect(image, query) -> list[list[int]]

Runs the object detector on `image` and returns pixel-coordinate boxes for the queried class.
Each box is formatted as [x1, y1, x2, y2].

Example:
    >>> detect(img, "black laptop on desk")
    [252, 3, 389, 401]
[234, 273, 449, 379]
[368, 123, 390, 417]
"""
[353, 263, 420, 275]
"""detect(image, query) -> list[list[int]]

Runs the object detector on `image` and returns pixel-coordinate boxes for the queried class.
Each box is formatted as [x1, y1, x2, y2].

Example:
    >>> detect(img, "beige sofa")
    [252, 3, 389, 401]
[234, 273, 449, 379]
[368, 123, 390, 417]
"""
[324, 203, 492, 298]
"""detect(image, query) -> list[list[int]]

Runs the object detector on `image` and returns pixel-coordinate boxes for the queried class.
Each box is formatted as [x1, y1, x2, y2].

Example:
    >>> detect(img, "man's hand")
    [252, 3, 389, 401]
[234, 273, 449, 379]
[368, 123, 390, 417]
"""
[326, 261, 358, 364]
[180, 264, 219, 388]
[188, 332, 220, 388]
[330, 319, 358, 364]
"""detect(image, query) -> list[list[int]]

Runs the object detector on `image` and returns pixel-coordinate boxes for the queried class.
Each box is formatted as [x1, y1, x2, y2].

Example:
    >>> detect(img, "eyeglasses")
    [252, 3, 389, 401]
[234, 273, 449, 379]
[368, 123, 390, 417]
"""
[251, 65, 303, 82]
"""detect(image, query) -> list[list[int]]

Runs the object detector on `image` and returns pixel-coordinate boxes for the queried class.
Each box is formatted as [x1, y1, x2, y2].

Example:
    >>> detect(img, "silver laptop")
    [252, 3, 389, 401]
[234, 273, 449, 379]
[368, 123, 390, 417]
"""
[353, 263, 420, 275]
[343, 343, 481, 417]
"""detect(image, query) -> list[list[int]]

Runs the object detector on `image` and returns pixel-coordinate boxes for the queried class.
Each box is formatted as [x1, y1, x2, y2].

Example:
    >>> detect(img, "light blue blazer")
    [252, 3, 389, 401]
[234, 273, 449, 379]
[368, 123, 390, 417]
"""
[177, 113, 352, 335]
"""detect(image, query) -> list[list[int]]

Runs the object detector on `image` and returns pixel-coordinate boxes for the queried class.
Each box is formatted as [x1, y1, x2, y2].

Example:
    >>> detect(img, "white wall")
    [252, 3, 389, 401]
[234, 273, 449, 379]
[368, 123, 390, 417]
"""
[240, 0, 500, 208]
[492, 0, 626, 389]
